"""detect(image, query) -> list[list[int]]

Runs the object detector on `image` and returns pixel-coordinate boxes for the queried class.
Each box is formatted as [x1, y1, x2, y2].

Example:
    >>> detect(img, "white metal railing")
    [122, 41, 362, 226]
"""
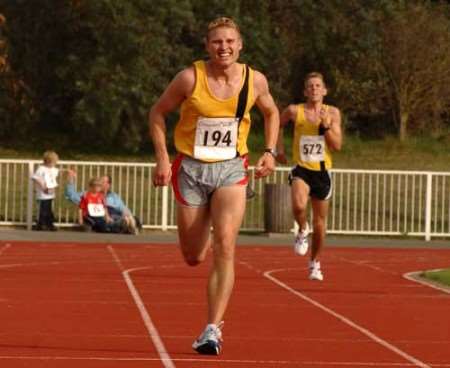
[1, 159, 449, 240]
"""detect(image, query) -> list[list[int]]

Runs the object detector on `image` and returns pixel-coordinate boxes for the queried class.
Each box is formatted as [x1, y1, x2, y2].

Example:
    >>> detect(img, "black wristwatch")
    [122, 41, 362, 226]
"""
[319, 123, 331, 133]
[264, 148, 277, 157]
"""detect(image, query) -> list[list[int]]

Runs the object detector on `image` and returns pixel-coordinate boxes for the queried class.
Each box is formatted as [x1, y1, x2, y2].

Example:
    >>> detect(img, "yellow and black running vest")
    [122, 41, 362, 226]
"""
[174, 60, 255, 162]
[292, 104, 333, 171]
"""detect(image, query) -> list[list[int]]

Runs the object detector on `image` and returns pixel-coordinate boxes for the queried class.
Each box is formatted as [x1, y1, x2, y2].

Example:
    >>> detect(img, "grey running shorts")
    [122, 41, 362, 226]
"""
[171, 154, 248, 207]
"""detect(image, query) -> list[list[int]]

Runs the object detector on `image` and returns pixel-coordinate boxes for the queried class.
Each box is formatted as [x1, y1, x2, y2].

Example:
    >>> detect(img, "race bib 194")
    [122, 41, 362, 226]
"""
[193, 117, 238, 160]
[300, 135, 325, 162]
[87, 203, 105, 217]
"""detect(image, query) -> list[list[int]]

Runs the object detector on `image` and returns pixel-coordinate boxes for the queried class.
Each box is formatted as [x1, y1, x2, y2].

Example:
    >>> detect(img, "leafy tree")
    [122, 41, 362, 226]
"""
[376, 2, 450, 140]
[309, 0, 450, 140]
[1, 0, 449, 152]
[1, 0, 85, 144]
[57, 0, 199, 151]
[0, 9, 35, 141]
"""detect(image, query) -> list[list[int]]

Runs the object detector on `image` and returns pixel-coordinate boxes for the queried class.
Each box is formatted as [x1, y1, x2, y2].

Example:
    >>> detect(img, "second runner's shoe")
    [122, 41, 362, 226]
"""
[192, 322, 224, 355]
[294, 223, 310, 256]
[309, 260, 324, 281]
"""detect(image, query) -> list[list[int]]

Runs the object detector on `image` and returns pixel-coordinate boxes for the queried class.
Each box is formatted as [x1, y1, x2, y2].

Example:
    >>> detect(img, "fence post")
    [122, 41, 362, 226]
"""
[424, 173, 432, 241]
[161, 185, 169, 231]
[26, 161, 34, 230]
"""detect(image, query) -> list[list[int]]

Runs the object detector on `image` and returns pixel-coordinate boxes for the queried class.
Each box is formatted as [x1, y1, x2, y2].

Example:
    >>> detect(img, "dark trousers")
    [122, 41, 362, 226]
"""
[37, 199, 55, 229]
[106, 207, 142, 233]
[84, 216, 109, 233]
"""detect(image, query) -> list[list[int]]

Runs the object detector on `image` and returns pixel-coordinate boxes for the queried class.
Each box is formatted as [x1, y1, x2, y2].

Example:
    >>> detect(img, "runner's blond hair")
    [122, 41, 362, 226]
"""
[304, 72, 326, 88]
[206, 17, 241, 39]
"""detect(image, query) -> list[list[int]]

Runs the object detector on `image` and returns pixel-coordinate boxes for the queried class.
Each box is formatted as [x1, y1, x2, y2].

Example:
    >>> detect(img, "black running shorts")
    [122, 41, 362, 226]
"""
[288, 165, 332, 200]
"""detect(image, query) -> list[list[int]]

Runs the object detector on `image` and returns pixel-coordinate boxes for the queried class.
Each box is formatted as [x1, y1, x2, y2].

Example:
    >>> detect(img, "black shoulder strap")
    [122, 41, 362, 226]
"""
[235, 65, 250, 157]
[235, 65, 250, 123]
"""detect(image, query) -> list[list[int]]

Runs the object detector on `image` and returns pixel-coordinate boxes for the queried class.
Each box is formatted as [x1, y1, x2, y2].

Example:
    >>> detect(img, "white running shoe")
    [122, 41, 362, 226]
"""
[309, 260, 324, 281]
[192, 322, 224, 355]
[294, 223, 310, 256]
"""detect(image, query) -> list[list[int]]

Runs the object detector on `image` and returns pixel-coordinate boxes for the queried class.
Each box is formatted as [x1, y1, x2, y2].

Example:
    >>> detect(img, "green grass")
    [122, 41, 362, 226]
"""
[271, 134, 450, 171]
[1, 134, 450, 171]
[421, 269, 450, 287]
[333, 136, 450, 171]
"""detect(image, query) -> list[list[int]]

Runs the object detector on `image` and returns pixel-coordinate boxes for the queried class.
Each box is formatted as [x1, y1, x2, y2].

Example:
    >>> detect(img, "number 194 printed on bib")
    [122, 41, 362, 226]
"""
[194, 117, 238, 160]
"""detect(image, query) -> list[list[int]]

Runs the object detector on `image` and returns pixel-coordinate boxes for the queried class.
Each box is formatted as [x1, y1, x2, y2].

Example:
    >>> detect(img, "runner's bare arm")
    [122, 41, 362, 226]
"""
[321, 106, 342, 151]
[149, 67, 195, 186]
[276, 104, 298, 164]
[253, 71, 279, 178]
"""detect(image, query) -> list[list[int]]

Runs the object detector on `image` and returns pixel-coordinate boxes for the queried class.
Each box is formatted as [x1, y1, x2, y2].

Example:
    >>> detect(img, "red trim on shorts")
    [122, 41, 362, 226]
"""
[171, 154, 189, 206]
[236, 154, 249, 185]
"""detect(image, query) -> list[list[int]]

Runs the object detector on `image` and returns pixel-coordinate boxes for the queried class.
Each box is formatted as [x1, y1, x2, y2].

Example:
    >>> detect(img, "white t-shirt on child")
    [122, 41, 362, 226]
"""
[32, 165, 59, 200]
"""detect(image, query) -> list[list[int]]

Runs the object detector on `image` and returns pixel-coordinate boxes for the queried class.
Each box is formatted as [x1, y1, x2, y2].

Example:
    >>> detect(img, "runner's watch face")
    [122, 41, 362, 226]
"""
[264, 148, 277, 157]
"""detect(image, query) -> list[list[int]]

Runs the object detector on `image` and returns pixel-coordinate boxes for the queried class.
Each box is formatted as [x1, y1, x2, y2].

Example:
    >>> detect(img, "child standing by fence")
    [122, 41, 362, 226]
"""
[31, 151, 59, 231]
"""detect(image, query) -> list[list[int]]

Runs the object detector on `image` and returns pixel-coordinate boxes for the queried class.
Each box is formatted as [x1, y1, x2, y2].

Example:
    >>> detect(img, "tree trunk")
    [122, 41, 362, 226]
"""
[399, 110, 409, 142]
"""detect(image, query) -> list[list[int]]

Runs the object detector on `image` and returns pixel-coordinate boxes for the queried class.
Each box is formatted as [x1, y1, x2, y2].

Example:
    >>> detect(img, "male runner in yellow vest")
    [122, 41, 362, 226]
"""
[276, 72, 342, 281]
[149, 17, 279, 355]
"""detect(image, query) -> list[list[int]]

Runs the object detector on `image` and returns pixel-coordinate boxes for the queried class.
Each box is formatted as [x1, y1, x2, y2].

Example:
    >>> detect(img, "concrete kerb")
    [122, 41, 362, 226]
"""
[1, 228, 450, 248]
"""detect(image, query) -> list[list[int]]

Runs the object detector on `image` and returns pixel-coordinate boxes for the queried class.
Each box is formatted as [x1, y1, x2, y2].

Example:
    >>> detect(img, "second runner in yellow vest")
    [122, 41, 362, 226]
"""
[292, 103, 333, 171]
[276, 72, 342, 282]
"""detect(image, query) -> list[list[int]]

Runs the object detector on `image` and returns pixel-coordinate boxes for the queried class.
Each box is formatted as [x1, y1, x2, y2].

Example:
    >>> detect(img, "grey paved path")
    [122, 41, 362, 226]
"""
[1, 228, 449, 248]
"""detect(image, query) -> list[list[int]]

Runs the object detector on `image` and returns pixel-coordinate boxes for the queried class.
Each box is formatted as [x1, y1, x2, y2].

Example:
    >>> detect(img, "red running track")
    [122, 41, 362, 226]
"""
[0, 240, 449, 367]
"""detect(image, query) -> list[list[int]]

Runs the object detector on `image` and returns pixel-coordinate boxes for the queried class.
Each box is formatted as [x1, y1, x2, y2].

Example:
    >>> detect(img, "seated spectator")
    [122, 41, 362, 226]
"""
[65, 169, 140, 234]
[79, 178, 111, 232]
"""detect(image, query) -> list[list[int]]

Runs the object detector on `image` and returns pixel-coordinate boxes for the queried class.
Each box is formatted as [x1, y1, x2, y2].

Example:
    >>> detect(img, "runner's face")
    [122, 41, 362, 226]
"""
[206, 27, 242, 67]
[304, 77, 327, 103]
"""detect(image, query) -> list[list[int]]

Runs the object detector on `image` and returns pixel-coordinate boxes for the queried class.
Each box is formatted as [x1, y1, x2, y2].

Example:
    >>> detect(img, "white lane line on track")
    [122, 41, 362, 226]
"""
[0, 258, 183, 271]
[0, 261, 62, 269]
[333, 256, 399, 276]
[403, 269, 450, 295]
[2, 356, 449, 366]
[107, 245, 175, 368]
[264, 268, 432, 368]
[238, 260, 262, 274]
[1, 331, 447, 345]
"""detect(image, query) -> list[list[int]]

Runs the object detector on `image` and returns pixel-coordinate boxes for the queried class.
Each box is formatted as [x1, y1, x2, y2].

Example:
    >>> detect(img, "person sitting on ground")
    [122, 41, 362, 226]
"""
[79, 177, 112, 232]
[65, 169, 140, 234]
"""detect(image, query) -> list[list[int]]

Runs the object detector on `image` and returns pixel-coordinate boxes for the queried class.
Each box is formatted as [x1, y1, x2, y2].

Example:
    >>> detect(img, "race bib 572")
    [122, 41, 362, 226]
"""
[300, 135, 325, 163]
